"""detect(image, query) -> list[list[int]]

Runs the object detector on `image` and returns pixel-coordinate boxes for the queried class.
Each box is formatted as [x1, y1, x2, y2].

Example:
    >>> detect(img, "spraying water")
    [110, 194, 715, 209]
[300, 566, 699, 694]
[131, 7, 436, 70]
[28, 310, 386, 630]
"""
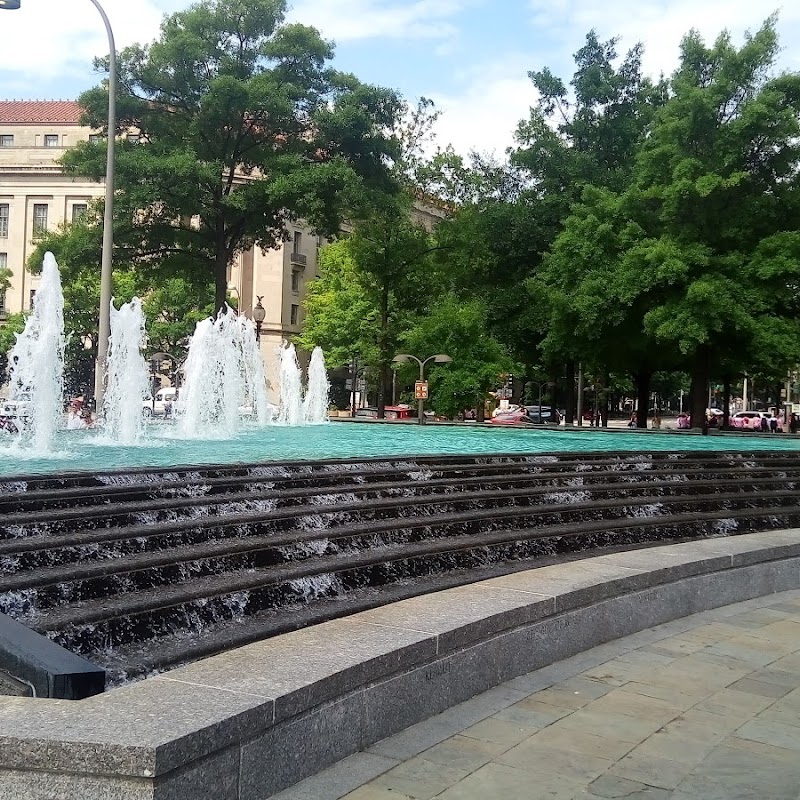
[277, 342, 303, 426]
[7, 252, 65, 451]
[104, 298, 149, 444]
[179, 306, 270, 438]
[303, 347, 329, 424]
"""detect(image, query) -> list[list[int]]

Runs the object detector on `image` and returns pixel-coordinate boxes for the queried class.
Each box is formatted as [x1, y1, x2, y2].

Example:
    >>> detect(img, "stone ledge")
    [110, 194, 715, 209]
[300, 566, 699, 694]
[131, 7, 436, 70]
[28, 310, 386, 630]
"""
[0, 529, 799, 799]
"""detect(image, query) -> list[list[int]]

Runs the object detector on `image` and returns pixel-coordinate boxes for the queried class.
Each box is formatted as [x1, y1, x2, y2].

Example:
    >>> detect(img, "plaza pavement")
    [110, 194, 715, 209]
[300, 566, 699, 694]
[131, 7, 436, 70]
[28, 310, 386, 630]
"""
[274, 589, 800, 800]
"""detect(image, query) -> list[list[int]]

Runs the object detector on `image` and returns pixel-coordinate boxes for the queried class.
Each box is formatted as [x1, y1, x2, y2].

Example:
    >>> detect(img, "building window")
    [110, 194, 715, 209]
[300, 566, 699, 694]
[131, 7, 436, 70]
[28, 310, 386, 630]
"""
[293, 231, 302, 252]
[44, 134, 59, 148]
[32, 204, 48, 238]
[71, 204, 88, 223]
[89, 134, 104, 144]
[0, 204, 8, 238]
[290, 304, 299, 326]
[0, 135, 13, 147]
[291, 270, 300, 292]
[29, 289, 36, 309]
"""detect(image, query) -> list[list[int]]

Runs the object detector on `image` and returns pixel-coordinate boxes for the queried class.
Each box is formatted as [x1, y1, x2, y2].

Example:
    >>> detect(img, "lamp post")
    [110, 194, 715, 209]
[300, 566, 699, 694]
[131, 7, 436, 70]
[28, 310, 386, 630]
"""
[252, 296, 266, 342]
[392, 353, 452, 425]
[530, 381, 554, 424]
[2, 0, 117, 410]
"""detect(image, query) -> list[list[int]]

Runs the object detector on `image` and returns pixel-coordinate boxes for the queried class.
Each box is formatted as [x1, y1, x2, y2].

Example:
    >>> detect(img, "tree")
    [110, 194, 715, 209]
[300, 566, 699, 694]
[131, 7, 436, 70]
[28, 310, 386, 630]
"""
[64, 0, 402, 313]
[0, 313, 25, 385]
[397, 294, 515, 419]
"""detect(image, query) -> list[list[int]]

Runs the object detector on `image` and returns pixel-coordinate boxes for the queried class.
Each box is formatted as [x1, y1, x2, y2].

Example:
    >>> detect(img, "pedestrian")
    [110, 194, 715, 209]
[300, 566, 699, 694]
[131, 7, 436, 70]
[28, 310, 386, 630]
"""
[790, 413, 798, 435]
[627, 412, 637, 428]
[760, 415, 770, 433]
[770, 414, 779, 434]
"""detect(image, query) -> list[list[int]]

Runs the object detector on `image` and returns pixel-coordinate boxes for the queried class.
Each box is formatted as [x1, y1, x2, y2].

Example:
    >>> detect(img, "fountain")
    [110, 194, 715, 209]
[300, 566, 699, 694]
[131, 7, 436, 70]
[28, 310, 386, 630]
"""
[103, 297, 150, 444]
[178, 306, 271, 439]
[5, 252, 65, 452]
[277, 341, 304, 426]
[303, 346, 330, 424]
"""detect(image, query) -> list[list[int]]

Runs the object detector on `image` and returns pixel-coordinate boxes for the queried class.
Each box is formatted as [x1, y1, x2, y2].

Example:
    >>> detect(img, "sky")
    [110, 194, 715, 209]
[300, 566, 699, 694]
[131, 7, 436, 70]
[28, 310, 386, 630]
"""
[1, 0, 799, 157]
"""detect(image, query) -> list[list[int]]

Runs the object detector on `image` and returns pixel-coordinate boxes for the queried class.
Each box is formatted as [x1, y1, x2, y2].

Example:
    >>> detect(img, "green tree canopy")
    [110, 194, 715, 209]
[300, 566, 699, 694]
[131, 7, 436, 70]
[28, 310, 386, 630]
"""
[65, 0, 403, 312]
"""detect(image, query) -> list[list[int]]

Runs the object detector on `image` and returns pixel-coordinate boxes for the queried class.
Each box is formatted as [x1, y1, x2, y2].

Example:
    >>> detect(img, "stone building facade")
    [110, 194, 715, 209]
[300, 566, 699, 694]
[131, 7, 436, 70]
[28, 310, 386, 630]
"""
[0, 100, 319, 363]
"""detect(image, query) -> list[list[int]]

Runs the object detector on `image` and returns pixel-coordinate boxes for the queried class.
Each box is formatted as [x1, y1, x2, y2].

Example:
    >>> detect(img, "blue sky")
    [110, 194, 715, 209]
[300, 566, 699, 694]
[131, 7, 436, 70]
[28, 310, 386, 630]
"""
[1, 0, 799, 155]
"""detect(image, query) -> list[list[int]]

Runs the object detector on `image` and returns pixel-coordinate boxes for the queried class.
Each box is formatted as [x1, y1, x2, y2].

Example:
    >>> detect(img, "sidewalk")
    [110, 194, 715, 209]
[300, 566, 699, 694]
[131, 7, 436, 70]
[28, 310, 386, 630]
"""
[276, 590, 800, 800]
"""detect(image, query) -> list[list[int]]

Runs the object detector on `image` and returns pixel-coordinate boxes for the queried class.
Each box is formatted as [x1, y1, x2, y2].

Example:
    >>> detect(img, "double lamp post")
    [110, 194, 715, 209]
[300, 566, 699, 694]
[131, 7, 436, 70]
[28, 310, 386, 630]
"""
[1, 0, 116, 408]
[392, 353, 452, 424]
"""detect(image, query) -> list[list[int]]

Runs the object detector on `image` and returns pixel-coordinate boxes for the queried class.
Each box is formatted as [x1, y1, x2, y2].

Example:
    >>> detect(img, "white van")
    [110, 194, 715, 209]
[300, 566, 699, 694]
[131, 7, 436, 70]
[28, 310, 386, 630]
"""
[142, 387, 179, 417]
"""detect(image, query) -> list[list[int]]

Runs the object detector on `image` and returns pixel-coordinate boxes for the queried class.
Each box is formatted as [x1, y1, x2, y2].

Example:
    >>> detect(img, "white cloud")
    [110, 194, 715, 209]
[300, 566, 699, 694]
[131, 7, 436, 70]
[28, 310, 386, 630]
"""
[287, 0, 470, 42]
[527, 0, 800, 80]
[0, 0, 180, 93]
[427, 56, 538, 157]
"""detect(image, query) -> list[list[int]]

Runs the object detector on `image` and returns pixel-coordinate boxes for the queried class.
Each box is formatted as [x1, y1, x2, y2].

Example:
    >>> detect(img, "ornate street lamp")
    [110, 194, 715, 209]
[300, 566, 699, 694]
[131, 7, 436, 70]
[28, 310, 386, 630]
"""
[252, 296, 266, 342]
[392, 353, 452, 425]
[2, 0, 117, 410]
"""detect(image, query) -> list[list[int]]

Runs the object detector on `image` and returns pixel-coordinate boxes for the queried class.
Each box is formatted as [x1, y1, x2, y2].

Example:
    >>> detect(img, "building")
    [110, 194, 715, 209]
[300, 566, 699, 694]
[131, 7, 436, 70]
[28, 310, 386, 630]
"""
[0, 101, 101, 318]
[0, 100, 319, 362]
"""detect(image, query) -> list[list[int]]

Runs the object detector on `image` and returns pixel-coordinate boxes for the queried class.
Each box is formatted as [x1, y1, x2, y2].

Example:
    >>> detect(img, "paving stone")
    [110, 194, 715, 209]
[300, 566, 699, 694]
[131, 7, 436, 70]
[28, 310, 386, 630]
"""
[435, 762, 583, 800]
[459, 717, 538, 748]
[270, 753, 398, 800]
[528, 677, 615, 710]
[616, 681, 706, 710]
[580, 659, 655, 687]
[737, 718, 800, 751]
[341, 787, 414, 800]
[586, 774, 670, 799]
[693, 687, 775, 720]
[748, 667, 800, 688]
[496, 739, 614, 783]
[419, 734, 507, 772]
[520, 726, 635, 762]
[492, 701, 571, 729]
[609, 752, 694, 790]
[583, 689, 683, 724]
[727, 677, 794, 699]
[629, 729, 718, 765]
[371, 755, 469, 800]
[547, 709, 663, 745]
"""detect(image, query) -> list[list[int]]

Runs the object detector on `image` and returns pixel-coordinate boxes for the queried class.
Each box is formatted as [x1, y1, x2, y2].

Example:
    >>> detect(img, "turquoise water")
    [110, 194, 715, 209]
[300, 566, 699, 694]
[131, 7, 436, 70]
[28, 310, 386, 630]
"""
[1, 421, 798, 478]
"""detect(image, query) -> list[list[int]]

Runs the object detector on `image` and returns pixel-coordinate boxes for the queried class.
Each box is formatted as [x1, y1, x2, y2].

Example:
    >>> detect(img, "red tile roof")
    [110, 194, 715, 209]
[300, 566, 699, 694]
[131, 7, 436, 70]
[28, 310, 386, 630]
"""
[0, 101, 82, 124]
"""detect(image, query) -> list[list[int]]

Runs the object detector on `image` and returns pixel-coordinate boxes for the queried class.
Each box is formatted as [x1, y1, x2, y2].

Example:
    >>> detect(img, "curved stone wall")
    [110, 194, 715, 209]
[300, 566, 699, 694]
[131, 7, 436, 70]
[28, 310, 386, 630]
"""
[0, 529, 799, 799]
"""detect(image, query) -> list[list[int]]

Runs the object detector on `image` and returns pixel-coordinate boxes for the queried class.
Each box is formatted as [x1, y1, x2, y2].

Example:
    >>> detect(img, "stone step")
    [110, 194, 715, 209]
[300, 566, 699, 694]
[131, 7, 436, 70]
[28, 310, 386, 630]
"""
[0, 451, 788, 513]
[0, 465, 793, 541]
[0, 478, 787, 578]
[38, 503, 800, 658]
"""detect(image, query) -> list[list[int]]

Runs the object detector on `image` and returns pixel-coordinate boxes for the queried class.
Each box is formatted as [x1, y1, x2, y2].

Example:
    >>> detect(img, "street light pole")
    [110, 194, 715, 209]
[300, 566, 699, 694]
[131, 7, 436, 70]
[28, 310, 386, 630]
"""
[252, 296, 266, 342]
[2, 1, 117, 408]
[392, 353, 453, 425]
[89, 0, 116, 410]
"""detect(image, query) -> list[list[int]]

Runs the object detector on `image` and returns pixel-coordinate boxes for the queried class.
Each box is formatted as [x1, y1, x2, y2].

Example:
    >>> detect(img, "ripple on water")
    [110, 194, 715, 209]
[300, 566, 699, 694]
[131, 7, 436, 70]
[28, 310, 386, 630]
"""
[1, 424, 799, 478]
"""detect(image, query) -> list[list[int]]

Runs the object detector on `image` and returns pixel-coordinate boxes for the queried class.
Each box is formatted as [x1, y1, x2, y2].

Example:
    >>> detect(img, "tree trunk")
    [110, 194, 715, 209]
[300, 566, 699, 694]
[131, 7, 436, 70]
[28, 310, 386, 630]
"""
[722, 375, 732, 429]
[214, 231, 228, 316]
[634, 371, 651, 429]
[376, 284, 389, 419]
[563, 361, 576, 426]
[689, 346, 710, 429]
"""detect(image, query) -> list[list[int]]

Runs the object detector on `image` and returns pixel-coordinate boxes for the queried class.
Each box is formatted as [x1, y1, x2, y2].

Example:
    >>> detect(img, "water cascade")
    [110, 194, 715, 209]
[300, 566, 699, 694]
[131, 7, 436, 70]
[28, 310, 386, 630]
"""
[277, 342, 303, 426]
[6, 252, 65, 451]
[103, 298, 150, 444]
[179, 306, 268, 438]
[303, 346, 329, 425]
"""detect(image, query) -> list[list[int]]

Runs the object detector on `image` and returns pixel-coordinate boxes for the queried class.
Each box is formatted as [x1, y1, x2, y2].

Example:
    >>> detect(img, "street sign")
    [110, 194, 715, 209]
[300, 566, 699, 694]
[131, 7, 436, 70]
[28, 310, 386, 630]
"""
[414, 381, 429, 400]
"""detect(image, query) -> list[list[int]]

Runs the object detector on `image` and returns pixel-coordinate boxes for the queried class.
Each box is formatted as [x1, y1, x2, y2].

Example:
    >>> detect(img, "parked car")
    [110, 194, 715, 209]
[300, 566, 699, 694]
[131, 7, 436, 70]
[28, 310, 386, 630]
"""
[354, 406, 414, 419]
[489, 408, 544, 425]
[731, 411, 782, 431]
[142, 387, 179, 417]
[524, 405, 561, 424]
